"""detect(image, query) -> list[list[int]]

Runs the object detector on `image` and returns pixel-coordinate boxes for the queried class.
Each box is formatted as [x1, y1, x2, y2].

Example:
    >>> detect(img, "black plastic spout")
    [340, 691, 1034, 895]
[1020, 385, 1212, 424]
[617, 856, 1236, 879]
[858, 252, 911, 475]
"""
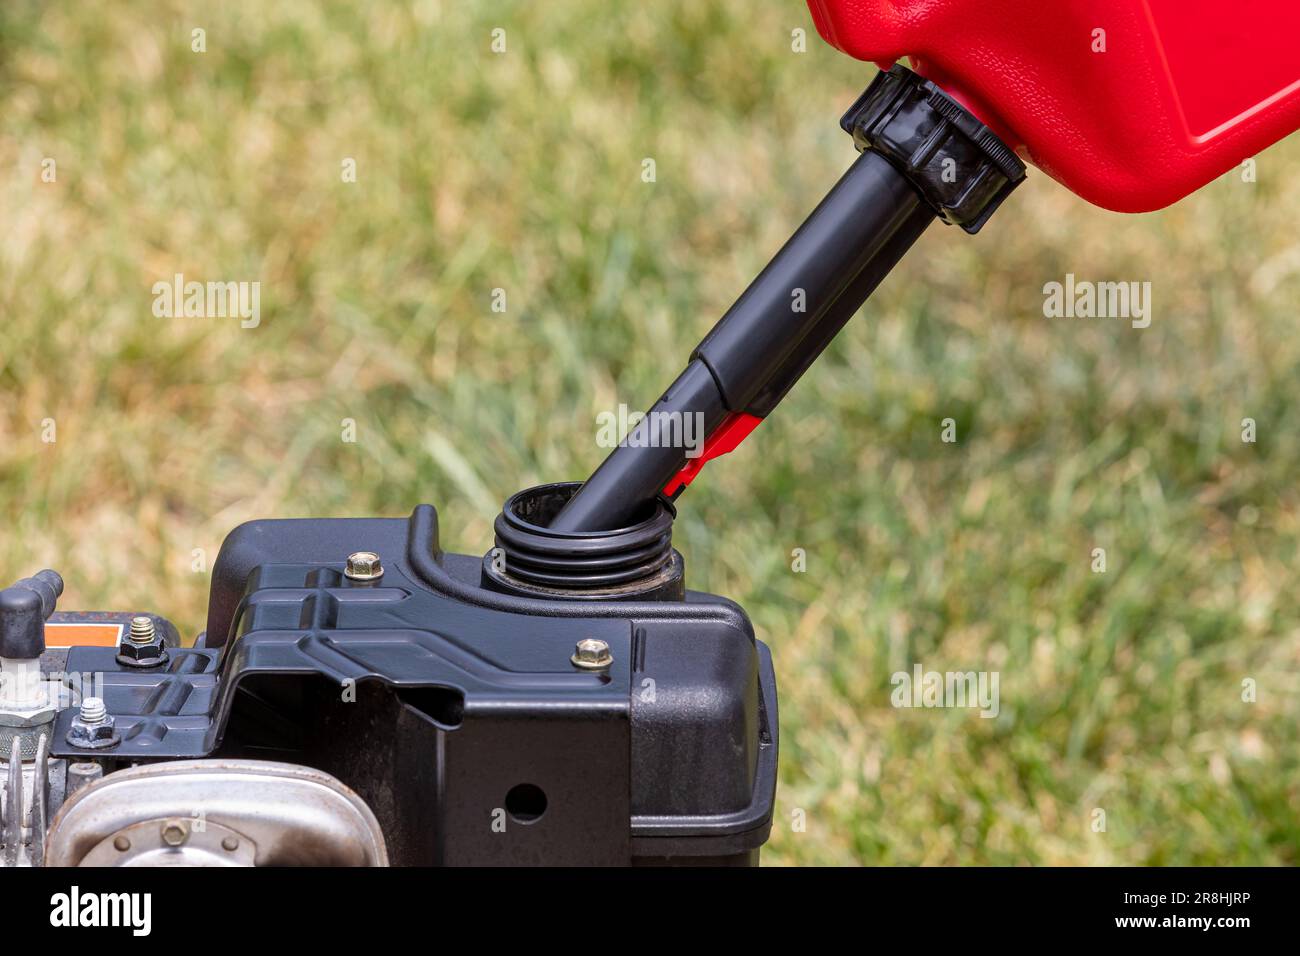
[551, 150, 932, 534]
[551, 64, 1026, 534]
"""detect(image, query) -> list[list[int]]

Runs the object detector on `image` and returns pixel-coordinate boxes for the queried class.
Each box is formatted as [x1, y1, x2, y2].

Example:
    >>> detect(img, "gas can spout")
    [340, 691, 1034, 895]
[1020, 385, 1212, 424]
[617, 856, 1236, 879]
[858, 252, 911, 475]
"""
[551, 65, 1026, 533]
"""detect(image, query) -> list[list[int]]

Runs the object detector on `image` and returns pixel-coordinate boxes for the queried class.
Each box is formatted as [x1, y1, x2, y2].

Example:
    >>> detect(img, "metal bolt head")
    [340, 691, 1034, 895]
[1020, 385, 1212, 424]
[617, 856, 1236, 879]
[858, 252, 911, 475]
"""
[67, 699, 120, 750]
[161, 821, 189, 847]
[571, 638, 613, 669]
[128, 616, 156, 644]
[114, 836, 131, 852]
[345, 551, 384, 581]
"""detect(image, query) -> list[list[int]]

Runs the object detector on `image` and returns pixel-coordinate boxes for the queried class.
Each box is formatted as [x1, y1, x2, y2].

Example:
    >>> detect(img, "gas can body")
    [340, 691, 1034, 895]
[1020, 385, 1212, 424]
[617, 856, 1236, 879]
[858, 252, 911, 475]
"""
[807, 0, 1300, 211]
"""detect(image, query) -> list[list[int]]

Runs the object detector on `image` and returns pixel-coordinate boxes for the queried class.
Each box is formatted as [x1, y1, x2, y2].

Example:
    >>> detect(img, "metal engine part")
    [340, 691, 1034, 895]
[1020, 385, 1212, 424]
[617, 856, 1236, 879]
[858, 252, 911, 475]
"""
[0, 733, 66, 867]
[44, 759, 388, 867]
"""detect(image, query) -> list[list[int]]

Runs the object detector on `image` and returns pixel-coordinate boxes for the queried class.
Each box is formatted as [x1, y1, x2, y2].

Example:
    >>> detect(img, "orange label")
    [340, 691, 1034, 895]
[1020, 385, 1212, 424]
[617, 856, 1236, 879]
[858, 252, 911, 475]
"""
[43, 622, 124, 648]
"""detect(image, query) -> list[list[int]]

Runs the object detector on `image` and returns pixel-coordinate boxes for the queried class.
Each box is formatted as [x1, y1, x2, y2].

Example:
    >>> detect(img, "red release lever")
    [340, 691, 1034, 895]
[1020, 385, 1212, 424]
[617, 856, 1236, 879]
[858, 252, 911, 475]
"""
[661, 412, 763, 498]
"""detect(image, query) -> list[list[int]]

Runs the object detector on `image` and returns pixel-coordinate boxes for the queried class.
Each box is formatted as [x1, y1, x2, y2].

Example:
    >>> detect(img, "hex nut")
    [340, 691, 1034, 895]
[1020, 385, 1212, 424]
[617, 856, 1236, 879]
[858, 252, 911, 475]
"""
[571, 638, 613, 669]
[116, 637, 167, 668]
[66, 707, 120, 751]
[345, 551, 384, 581]
[117, 618, 167, 668]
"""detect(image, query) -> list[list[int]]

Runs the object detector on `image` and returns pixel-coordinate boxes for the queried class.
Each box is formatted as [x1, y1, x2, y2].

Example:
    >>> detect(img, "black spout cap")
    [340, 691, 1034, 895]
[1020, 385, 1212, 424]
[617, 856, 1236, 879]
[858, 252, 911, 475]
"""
[841, 64, 1027, 234]
[0, 569, 63, 659]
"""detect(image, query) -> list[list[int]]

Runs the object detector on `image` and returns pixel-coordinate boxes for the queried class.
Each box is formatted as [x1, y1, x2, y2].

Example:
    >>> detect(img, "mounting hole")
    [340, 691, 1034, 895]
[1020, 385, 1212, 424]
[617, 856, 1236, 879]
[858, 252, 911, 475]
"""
[505, 783, 547, 824]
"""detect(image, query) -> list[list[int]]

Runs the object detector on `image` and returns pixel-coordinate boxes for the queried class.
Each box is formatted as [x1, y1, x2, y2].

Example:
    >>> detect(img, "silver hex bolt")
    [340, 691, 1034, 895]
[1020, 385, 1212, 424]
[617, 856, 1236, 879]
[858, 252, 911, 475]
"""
[66, 696, 120, 750]
[571, 638, 613, 670]
[345, 551, 384, 581]
[79, 697, 107, 723]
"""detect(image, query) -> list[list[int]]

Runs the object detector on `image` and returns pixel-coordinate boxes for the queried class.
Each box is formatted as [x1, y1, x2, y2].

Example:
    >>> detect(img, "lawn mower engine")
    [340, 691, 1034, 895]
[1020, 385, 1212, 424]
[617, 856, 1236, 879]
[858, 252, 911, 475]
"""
[0, 484, 777, 866]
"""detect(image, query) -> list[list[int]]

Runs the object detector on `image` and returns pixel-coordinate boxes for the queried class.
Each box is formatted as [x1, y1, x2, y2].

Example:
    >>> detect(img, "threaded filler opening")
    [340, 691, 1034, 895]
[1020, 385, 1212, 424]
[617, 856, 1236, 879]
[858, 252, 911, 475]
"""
[483, 482, 681, 600]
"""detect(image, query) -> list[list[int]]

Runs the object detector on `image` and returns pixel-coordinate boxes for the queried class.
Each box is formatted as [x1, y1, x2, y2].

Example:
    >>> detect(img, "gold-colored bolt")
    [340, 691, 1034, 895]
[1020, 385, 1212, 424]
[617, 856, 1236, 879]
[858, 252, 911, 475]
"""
[161, 821, 189, 847]
[129, 616, 156, 644]
[571, 638, 613, 670]
[345, 551, 384, 581]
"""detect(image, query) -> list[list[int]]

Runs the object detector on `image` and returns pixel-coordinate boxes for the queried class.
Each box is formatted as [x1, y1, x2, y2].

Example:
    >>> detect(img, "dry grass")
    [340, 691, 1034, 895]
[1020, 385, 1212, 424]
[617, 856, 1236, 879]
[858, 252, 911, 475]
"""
[2, 0, 1298, 864]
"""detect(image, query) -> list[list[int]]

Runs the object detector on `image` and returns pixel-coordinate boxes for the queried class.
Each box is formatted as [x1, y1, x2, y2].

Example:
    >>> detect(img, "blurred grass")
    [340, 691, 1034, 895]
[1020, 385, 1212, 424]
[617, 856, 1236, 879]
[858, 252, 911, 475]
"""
[2, 0, 1299, 865]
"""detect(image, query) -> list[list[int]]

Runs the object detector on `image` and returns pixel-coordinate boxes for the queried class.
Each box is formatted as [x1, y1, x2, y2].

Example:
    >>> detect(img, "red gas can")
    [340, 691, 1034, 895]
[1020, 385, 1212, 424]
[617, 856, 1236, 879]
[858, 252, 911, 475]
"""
[807, 0, 1300, 211]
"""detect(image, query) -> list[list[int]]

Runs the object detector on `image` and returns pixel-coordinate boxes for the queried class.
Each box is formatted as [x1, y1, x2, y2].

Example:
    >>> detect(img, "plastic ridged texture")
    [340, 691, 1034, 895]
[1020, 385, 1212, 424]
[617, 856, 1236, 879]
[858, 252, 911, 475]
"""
[841, 65, 1026, 233]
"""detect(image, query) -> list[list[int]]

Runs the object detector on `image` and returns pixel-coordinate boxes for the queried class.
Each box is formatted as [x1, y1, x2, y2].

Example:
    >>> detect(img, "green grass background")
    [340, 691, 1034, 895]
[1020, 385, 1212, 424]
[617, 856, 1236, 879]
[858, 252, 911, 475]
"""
[2, 1, 1298, 864]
